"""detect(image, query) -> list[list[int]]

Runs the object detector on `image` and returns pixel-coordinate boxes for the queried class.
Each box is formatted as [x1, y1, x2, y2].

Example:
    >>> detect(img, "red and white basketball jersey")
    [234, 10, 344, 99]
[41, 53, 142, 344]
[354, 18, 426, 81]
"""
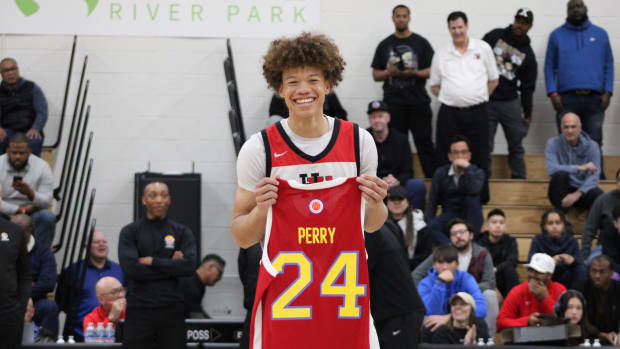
[261, 118, 360, 183]
[250, 177, 378, 349]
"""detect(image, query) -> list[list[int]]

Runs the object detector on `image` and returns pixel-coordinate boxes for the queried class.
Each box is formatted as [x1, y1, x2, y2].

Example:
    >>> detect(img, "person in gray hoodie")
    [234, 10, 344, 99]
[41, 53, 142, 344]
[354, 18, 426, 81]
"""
[545, 112, 603, 212]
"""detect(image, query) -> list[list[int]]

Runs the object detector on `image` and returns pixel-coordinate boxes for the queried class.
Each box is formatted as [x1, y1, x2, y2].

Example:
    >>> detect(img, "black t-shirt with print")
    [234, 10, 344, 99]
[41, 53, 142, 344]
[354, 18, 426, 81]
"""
[371, 33, 434, 106]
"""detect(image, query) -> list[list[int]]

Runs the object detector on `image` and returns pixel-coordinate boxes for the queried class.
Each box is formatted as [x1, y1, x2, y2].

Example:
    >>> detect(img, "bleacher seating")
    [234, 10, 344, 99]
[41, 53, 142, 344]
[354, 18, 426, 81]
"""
[416, 154, 616, 282]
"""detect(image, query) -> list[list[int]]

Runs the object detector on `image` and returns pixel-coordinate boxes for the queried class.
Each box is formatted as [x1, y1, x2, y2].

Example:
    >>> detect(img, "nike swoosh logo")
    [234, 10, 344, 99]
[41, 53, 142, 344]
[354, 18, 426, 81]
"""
[274, 152, 287, 158]
[392, 330, 401, 336]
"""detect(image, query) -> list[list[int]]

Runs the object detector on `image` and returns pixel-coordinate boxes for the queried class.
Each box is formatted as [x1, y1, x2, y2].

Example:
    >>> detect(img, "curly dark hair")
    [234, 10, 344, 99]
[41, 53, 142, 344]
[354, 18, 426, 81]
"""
[262, 32, 345, 91]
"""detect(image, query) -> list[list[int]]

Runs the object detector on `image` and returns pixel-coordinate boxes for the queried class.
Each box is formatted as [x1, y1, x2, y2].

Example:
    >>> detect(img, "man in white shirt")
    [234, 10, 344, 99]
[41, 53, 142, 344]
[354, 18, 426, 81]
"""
[430, 11, 499, 202]
[0, 132, 55, 248]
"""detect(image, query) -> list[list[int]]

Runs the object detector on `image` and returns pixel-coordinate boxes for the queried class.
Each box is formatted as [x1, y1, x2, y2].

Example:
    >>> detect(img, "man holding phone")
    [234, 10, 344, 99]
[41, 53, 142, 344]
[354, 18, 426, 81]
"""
[0, 132, 55, 248]
[497, 253, 566, 331]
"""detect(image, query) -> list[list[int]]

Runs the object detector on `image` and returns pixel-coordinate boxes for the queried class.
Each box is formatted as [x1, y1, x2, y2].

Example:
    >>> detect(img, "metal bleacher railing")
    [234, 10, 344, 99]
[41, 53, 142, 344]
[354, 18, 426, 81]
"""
[223, 38, 246, 156]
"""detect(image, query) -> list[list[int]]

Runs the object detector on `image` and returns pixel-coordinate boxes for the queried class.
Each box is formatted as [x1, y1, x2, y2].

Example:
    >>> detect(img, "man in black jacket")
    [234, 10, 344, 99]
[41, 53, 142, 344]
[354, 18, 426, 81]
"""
[0, 214, 31, 348]
[575, 255, 619, 345]
[365, 225, 425, 349]
[238, 243, 262, 349]
[118, 181, 197, 349]
[482, 9, 537, 179]
[179, 254, 225, 319]
[367, 100, 426, 210]
[427, 136, 485, 245]
[475, 209, 519, 300]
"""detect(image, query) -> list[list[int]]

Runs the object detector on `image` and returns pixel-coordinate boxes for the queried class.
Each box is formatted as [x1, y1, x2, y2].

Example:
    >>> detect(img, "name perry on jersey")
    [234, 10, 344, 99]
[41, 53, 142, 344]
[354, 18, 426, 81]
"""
[298, 227, 335, 245]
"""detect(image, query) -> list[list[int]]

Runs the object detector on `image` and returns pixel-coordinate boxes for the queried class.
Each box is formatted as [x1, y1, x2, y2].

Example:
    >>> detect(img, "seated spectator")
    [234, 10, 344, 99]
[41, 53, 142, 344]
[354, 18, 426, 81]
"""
[269, 92, 347, 120]
[575, 255, 620, 345]
[12, 214, 58, 342]
[581, 169, 620, 261]
[83, 277, 126, 334]
[366, 100, 426, 210]
[427, 136, 485, 245]
[605, 201, 620, 274]
[179, 254, 226, 319]
[529, 209, 586, 288]
[476, 208, 519, 300]
[0, 58, 47, 156]
[430, 292, 489, 345]
[545, 112, 603, 212]
[414, 219, 498, 337]
[417, 245, 487, 334]
[0, 133, 55, 248]
[554, 290, 600, 346]
[497, 253, 566, 331]
[56, 231, 125, 341]
[384, 185, 432, 270]
[365, 225, 426, 349]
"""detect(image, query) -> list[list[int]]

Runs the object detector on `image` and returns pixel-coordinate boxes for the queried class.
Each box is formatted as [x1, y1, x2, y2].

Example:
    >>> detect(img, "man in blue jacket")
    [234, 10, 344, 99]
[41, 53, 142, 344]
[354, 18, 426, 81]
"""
[545, 113, 603, 212]
[12, 214, 59, 342]
[418, 245, 487, 333]
[544, 0, 613, 157]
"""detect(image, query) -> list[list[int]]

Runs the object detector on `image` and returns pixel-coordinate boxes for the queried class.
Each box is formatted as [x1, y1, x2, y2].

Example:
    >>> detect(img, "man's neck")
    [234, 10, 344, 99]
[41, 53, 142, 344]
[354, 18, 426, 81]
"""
[394, 29, 412, 39]
[373, 128, 389, 143]
[90, 256, 106, 269]
[597, 281, 611, 293]
[288, 114, 329, 138]
[458, 243, 472, 255]
[489, 233, 502, 244]
[454, 37, 469, 53]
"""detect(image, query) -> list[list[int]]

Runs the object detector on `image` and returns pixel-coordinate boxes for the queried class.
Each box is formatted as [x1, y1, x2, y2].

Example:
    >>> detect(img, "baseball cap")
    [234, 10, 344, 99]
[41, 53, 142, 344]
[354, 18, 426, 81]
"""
[449, 292, 476, 311]
[515, 8, 534, 24]
[367, 100, 389, 114]
[387, 185, 408, 200]
[526, 253, 555, 274]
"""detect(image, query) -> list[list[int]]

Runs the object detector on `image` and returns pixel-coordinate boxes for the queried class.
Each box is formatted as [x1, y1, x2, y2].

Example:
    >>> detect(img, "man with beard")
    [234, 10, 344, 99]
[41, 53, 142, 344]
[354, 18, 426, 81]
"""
[371, 4, 436, 178]
[0, 132, 55, 248]
[544, 0, 614, 159]
[179, 253, 226, 318]
[119, 181, 197, 349]
[575, 255, 620, 345]
[413, 219, 499, 337]
[497, 253, 566, 331]
[483, 8, 537, 179]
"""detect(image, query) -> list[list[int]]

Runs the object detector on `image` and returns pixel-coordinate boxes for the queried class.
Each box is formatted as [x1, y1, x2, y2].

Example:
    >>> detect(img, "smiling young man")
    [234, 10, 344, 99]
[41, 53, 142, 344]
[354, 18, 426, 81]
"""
[232, 33, 386, 349]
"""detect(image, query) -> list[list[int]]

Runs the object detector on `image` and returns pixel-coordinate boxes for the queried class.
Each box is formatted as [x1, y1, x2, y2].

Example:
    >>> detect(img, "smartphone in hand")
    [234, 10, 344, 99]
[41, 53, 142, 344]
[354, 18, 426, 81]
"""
[13, 176, 23, 183]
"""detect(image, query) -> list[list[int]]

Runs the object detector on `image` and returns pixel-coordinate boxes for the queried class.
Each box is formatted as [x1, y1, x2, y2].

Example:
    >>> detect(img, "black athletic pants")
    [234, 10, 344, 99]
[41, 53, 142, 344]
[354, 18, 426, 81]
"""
[548, 171, 603, 212]
[0, 307, 24, 349]
[123, 304, 186, 349]
[375, 312, 424, 349]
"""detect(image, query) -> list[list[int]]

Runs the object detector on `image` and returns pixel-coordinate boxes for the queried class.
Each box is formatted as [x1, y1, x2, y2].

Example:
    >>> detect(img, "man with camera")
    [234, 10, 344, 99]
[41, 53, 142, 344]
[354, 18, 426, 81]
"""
[0, 132, 55, 248]
[371, 4, 436, 178]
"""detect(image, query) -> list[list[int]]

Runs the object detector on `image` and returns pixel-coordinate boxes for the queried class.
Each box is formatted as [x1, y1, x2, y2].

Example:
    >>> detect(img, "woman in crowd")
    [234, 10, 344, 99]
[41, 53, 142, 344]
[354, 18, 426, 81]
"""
[528, 209, 586, 288]
[554, 290, 599, 346]
[430, 292, 489, 345]
[384, 185, 432, 271]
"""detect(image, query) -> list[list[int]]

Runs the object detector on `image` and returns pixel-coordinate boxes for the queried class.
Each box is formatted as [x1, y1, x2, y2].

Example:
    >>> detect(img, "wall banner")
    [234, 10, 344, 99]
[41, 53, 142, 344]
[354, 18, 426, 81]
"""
[0, 0, 320, 38]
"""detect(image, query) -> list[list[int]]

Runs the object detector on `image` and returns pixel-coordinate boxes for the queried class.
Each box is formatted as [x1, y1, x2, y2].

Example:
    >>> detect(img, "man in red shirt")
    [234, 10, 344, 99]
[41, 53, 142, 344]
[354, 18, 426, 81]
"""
[83, 276, 126, 332]
[497, 253, 566, 331]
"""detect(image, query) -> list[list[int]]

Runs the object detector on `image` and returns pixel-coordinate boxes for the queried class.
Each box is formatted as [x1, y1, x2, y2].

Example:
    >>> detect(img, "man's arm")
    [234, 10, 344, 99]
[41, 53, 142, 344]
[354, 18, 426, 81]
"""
[358, 175, 388, 233]
[231, 178, 279, 248]
[152, 226, 197, 277]
[487, 79, 499, 96]
[581, 197, 604, 259]
[577, 143, 601, 194]
[545, 138, 580, 175]
[429, 52, 441, 97]
[418, 276, 449, 315]
[497, 290, 529, 331]
[602, 33, 614, 96]
[517, 49, 538, 119]
[372, 69, 390, 82]
[478, 251, 497, 291]
[460, 166, 485, 195]
[118, 226, 170, 281]
[482, 41, 499, 96]
[30, 249, 57, 299]
[425, 170, 441, 221]
[32, 161, 54, 209]
[544, 32, 559, 96]
[431, 85, 440, 97]
[31, 83, 48, 131]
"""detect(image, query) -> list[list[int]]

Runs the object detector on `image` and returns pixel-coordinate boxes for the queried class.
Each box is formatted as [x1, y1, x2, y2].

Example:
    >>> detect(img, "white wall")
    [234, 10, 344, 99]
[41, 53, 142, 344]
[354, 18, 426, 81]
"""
[1, 0, 619, 318]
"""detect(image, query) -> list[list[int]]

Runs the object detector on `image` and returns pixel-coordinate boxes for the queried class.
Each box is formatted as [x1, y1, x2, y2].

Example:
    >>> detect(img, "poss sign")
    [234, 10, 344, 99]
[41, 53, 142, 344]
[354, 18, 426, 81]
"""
[0, 0, 319, 37]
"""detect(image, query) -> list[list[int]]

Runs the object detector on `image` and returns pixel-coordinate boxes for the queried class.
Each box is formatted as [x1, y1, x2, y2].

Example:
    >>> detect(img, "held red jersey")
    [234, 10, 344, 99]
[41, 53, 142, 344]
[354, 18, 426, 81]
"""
[250, 178, 378, 349]
[261, 118, 361, 183]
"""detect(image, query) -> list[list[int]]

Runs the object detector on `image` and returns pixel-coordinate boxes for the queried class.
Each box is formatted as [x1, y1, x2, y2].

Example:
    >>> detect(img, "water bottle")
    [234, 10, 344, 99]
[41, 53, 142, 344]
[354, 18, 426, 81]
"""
[56, 335, 65, 344]
[583, 338, 592, 347]
[84, 322, 95, 343]
[95, 322, 105, 343]
[593, 339, 601, 347]
[477, 337, 486, 346]
[105, 322, 115, 343]
[67, 335, 76, 344]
